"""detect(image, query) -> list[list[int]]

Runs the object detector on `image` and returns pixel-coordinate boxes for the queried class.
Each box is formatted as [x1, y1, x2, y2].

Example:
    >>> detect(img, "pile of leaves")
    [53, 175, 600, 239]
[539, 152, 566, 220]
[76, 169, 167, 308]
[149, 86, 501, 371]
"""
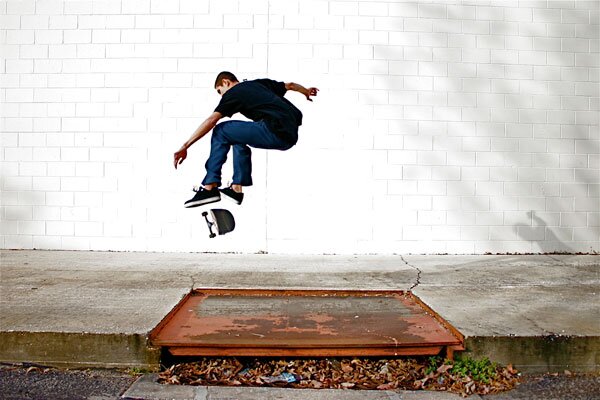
[157, 356, 520, 397]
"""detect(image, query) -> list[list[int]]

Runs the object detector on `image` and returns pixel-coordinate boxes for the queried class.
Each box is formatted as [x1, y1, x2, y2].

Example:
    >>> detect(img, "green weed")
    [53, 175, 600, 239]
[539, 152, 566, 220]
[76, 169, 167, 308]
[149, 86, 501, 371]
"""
[424, 356, 442, 375]
[127, 367, 151, 376]
[450, 356, 498, 383]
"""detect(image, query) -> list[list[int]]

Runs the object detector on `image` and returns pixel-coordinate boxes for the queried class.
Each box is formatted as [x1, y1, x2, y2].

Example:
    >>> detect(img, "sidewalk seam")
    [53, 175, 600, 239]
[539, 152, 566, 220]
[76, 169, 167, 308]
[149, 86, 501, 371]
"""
[182, 274, 196, 291]
[195, 386, 208, 400]
[523, 254, 573, 336]
[400, 255, 421, 291]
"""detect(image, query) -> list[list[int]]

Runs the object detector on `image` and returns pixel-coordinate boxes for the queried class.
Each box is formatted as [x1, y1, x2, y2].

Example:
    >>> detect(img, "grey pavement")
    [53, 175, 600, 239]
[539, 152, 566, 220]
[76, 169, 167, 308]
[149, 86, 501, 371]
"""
[1, 251, 598, 378]
[122, 374, 473, 400]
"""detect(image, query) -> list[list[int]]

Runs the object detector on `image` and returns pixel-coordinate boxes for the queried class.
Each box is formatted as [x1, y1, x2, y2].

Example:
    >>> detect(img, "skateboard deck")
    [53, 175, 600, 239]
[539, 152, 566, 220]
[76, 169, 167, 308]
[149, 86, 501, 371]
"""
[202, 209, 235, 238]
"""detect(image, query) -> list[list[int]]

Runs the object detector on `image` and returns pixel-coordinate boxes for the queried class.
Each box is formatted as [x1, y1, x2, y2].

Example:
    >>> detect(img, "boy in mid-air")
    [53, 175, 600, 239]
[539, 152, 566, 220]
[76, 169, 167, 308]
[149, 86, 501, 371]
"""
[174, 71, 318, 207]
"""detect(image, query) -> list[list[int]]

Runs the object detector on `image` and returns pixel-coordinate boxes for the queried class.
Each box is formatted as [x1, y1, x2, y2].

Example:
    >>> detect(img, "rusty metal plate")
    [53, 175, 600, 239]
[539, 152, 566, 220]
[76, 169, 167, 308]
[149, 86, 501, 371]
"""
[150, 289, 464, 357]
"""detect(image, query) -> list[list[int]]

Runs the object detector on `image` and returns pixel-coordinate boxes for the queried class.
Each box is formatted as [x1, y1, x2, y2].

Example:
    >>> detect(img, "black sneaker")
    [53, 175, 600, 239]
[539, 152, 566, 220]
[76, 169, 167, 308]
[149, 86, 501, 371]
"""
[184, 187, 221, 208]
[220, 186, 244, 205]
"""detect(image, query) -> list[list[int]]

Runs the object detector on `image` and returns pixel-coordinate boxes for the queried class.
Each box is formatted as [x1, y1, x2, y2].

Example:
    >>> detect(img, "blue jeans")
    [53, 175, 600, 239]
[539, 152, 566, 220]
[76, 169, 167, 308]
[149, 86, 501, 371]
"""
[202, 120, 294, 187]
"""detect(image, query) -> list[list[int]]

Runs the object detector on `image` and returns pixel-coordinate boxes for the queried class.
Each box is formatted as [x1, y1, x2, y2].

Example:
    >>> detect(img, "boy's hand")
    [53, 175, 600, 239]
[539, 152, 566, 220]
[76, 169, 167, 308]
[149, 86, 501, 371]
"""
[305, 87, 319, 101]
[286, 82, 319, 101]
[173, 147, 187, 169]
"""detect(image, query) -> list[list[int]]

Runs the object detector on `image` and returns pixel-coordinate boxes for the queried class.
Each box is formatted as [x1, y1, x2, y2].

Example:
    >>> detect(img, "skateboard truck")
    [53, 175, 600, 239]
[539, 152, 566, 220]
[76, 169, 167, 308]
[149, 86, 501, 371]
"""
[202, 209, 235, 238]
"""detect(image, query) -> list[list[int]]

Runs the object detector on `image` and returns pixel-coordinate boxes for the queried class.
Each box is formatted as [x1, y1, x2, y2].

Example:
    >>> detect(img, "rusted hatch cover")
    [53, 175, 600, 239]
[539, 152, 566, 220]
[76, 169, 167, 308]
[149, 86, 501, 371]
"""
[150, 289, 464, 358]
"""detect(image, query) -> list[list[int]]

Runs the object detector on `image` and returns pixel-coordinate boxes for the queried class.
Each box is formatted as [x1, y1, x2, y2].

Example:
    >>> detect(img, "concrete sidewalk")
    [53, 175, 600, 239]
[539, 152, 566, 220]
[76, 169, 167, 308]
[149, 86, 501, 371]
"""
[122, 374, 474, 400]
[1, 250, 598, 376]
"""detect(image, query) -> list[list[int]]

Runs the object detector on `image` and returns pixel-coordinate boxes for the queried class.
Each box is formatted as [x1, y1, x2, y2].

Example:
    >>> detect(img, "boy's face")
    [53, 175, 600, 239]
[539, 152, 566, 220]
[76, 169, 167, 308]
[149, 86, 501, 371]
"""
[215, 79, 234, 97]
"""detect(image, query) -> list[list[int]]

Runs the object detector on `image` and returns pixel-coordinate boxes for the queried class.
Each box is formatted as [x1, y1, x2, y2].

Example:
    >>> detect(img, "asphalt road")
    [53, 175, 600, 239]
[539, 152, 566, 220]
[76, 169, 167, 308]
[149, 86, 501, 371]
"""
[0, 364, 137, 400]
[489, 373, 600, 400]
[1, 364, 599, 400]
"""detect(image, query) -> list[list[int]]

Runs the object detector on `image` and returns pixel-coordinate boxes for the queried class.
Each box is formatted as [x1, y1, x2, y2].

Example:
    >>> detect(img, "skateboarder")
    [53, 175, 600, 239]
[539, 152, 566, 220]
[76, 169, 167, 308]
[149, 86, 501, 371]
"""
[174, 71, 319, 207]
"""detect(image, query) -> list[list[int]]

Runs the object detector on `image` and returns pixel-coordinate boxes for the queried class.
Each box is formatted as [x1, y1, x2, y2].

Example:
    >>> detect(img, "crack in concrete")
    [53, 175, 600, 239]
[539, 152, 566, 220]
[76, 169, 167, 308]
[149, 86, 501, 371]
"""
[189, 275, 197, 291]
[177, 273, 197, 292]
[545, 254, 583, 285]
[400, 255, 422, 292]
[546, 253, 571, 269]
[524, 315, 556, 337]
[506, 301, 555, 337]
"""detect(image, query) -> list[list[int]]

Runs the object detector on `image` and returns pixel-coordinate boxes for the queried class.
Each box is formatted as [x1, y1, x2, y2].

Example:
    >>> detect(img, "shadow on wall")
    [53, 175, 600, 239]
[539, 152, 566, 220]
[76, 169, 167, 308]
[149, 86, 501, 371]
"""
[376, 2, 598, 254]
[514, 211, 574, 254]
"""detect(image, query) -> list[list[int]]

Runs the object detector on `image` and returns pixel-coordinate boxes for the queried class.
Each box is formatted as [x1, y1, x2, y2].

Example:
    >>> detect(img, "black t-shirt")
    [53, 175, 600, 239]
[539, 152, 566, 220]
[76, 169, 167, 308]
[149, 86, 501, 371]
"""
[214, 79, 303, 145]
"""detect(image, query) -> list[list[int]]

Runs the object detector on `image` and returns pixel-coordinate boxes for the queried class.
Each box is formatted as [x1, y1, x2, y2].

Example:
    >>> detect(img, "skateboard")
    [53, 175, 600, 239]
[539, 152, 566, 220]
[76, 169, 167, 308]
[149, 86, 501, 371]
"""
[202, 209, 235, 238]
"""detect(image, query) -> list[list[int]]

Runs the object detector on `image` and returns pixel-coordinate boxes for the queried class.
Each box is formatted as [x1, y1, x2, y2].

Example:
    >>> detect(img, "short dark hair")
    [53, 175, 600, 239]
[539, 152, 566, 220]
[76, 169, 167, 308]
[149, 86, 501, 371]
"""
[214, 71, 238, 88]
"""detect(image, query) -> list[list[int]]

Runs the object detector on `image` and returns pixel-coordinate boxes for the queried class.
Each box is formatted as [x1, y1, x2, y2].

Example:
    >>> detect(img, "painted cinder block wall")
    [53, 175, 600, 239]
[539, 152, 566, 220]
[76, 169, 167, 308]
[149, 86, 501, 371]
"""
[1, 0, 598, 254]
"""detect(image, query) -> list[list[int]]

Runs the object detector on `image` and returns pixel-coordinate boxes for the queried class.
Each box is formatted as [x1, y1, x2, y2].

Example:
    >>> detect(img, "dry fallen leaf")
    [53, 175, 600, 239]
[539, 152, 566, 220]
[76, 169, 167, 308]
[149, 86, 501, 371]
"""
[506, 363, 514, 373]
[437, 364, 453, 374]
[156, 356, 520, 397]
[377, 382, 397, 390]
[310, 380, 323, 388]
[341, 363, 353, 373]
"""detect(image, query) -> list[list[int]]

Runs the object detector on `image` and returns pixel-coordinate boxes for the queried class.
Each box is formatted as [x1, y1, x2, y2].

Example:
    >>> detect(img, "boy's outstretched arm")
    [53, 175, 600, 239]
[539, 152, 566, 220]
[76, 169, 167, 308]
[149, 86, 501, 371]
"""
[174, 111, 222, 169]
[285, 82, 319, 101]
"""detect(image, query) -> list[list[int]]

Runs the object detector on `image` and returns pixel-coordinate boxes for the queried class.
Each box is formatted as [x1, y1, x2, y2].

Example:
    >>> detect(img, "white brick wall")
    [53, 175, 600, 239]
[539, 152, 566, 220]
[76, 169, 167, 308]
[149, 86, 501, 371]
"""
[1, 0, 598, 254]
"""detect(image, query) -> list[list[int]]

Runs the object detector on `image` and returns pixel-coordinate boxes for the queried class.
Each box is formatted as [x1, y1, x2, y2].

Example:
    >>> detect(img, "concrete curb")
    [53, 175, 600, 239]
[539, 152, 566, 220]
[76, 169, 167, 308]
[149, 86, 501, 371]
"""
[121, 374, 475, 400]
[2, 331, 597, 373]
[0, 331, 160, 370]
[465, 335, 600, 374]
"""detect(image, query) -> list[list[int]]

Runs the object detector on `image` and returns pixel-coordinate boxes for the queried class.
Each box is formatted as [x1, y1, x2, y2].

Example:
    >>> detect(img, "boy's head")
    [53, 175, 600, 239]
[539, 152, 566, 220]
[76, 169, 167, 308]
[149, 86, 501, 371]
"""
[214, 71, 239, 96]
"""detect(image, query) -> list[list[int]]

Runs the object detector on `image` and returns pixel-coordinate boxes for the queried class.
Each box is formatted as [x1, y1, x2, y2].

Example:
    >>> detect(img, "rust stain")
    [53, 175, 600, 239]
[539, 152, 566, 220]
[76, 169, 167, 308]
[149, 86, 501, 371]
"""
[149, 289, 463, 357]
